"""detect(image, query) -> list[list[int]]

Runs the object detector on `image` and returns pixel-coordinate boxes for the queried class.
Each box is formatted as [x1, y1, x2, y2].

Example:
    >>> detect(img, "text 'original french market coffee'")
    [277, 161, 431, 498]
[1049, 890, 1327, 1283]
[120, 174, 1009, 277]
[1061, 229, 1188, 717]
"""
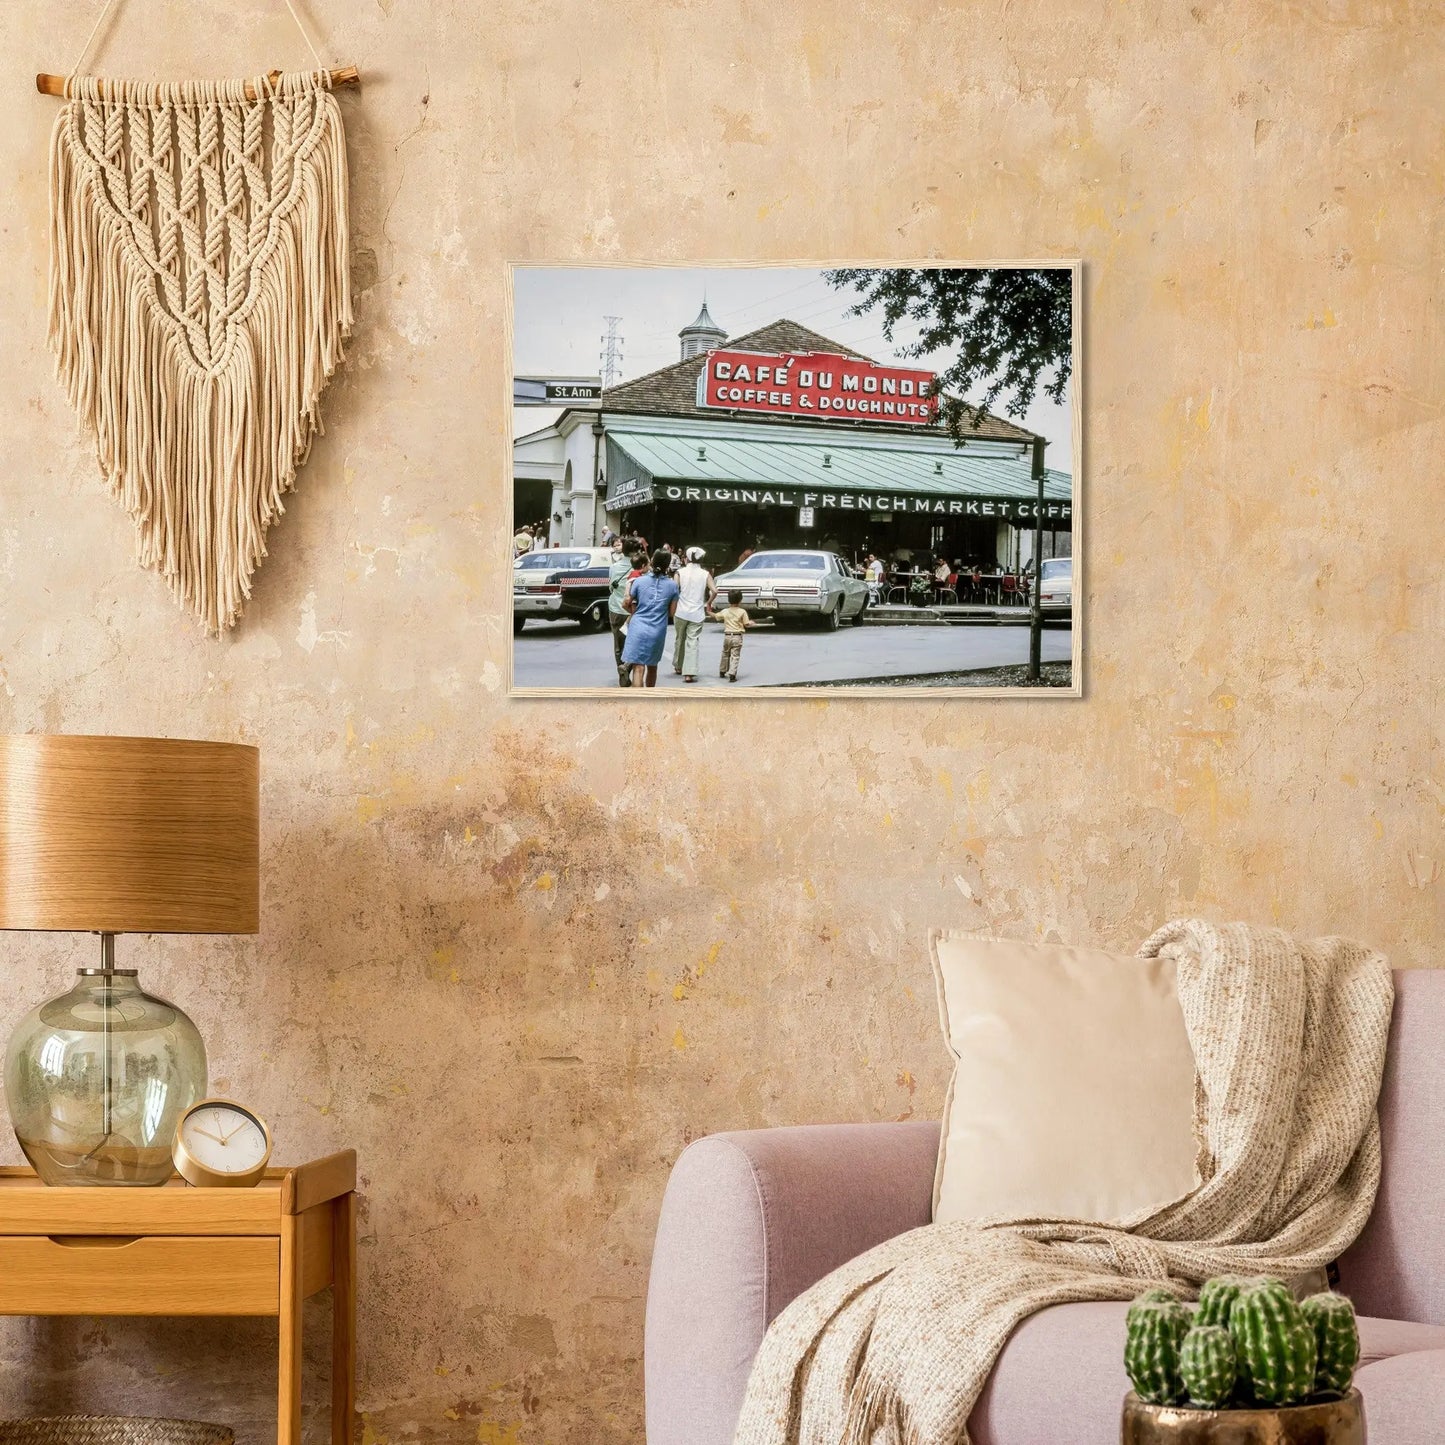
[697, 349, 938, 424]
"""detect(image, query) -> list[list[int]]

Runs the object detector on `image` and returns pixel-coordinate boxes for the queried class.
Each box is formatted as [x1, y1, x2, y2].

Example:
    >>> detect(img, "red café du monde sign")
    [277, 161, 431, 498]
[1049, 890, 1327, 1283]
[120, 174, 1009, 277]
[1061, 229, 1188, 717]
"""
[696, 348, 938, 425]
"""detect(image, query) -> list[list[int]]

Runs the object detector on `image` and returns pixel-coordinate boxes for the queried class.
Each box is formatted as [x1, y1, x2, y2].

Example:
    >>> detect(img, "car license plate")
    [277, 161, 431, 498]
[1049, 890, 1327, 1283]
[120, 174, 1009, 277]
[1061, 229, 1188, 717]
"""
[758, 597, 778, 610]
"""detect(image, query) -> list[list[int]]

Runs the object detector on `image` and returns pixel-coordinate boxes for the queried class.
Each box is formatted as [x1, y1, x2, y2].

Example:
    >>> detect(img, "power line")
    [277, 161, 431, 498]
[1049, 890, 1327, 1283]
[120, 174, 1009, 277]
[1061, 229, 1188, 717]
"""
[711, 273, 829, 321]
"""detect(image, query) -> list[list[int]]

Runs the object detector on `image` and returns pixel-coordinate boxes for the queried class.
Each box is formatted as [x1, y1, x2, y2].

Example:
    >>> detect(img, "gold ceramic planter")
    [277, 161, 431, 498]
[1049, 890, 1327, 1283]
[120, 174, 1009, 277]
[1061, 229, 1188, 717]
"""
[1121, 1390, 1364, 1445]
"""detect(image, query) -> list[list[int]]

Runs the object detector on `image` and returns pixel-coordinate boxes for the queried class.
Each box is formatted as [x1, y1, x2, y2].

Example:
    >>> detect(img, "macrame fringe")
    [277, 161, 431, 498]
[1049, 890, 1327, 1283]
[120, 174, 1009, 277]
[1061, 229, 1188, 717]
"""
[47, 73, 352, 633]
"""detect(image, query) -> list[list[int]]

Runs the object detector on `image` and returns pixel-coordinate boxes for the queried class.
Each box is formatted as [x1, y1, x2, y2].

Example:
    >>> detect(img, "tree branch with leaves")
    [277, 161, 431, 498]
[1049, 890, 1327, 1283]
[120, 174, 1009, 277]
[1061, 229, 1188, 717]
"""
[824, 267, 1072, 445]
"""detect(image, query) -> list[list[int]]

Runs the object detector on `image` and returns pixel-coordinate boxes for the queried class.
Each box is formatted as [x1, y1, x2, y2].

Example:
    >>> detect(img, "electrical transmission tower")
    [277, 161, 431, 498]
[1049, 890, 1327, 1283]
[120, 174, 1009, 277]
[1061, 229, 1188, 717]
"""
[600, 316, 624, 388]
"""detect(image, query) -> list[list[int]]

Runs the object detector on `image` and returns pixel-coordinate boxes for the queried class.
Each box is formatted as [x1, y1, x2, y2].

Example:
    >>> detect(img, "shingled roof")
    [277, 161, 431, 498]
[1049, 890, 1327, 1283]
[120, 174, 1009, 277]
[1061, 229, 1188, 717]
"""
[596, 319, 1038, 443]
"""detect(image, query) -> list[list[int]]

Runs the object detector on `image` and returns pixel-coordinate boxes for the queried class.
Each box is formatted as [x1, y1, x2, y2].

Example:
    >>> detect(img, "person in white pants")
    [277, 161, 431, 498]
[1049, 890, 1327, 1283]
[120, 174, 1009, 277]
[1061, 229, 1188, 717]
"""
[672, 547, 715, 683]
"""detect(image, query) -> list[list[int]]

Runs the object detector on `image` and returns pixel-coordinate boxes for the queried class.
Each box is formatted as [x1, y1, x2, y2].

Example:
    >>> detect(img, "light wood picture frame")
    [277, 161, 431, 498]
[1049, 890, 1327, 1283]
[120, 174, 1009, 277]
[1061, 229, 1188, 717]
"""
[506, 261, 1082, 698]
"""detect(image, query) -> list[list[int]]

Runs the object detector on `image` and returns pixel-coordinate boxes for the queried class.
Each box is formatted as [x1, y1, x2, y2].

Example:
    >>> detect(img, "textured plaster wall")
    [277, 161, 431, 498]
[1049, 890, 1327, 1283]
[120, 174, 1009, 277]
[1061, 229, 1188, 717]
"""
[0, 1, 1441, 1442]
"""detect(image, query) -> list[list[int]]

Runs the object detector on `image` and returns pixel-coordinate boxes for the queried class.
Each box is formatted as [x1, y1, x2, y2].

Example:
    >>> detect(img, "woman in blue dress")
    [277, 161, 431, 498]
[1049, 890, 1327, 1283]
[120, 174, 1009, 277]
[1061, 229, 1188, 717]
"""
[622, 550, 680, 688]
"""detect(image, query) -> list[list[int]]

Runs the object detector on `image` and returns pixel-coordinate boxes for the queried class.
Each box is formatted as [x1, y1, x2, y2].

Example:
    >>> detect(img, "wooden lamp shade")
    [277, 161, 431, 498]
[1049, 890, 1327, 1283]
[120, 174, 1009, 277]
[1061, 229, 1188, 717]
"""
[0, 735, 259, 934]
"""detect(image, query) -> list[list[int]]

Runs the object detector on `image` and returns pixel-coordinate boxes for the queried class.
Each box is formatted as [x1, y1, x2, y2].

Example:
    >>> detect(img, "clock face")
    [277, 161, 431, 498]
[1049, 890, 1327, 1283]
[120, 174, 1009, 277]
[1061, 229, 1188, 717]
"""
[178, 1103, 269, 1176]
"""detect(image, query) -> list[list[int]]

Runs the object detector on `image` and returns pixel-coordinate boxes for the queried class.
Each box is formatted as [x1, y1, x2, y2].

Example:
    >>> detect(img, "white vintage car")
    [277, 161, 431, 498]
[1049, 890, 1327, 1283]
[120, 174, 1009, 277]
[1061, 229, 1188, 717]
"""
[1038, 556, 1073, 619]
[712, 550, 870, 630]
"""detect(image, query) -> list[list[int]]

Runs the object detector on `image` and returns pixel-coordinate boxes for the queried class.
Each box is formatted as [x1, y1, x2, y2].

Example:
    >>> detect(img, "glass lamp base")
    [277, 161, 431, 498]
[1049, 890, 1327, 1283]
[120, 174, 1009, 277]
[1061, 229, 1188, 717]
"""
[16, 1138, 179, 1187]
[3, 965, 207, 1187]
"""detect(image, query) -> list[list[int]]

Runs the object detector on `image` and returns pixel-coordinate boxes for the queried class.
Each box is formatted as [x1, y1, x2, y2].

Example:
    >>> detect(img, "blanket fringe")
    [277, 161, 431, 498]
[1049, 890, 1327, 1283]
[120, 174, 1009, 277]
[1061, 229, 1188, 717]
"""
[842, 1375, 926, 1445]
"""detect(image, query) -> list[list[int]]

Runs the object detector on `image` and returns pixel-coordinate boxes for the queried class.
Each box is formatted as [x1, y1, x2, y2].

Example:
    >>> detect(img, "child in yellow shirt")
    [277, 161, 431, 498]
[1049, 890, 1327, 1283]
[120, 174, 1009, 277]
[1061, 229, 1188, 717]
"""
[710, 589, 756, 682]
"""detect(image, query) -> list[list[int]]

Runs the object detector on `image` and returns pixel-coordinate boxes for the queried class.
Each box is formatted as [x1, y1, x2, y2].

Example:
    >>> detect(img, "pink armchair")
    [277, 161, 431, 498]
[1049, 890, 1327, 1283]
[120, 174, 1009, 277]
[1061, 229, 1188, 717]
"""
[645, 969, 1445, 1444]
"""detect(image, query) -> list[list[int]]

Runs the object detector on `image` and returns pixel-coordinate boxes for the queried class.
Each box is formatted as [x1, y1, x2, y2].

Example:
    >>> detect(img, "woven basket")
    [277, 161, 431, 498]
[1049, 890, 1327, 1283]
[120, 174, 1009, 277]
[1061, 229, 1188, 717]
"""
[0, 1421, 232, 1445]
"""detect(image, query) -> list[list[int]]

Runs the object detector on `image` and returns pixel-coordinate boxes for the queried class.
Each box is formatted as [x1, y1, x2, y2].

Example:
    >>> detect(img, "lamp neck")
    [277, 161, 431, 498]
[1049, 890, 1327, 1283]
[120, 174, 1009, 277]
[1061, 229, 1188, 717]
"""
[97, 931, 117, 975]
[76, 968, 140, 991]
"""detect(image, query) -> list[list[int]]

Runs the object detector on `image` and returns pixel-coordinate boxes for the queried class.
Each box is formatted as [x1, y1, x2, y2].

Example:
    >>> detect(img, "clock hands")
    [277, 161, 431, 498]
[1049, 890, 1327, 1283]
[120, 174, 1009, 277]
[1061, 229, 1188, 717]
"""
[194, 1111, 256, 1148]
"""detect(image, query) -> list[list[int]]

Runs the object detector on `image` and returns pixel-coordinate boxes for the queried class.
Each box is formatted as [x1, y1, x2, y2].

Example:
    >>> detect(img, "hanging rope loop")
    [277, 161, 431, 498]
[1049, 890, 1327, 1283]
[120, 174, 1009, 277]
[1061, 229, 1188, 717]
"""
[59, 0, 338, 97]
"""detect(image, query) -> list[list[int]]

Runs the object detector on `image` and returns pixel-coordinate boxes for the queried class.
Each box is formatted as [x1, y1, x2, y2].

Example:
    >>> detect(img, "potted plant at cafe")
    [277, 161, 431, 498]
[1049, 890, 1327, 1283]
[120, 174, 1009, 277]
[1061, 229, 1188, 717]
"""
[1121, 1276, 1364, 1444]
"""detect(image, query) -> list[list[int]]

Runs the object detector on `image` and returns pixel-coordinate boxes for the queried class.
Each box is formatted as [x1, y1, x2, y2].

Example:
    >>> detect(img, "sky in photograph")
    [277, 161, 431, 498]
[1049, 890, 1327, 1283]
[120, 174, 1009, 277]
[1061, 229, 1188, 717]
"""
[511, 266, 1074, 468]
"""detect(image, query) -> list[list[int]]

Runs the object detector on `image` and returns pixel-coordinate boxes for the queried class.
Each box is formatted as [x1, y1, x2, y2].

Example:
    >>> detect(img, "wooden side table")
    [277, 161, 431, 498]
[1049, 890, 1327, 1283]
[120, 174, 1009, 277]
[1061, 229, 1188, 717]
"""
[0, 1150, 357, 1445]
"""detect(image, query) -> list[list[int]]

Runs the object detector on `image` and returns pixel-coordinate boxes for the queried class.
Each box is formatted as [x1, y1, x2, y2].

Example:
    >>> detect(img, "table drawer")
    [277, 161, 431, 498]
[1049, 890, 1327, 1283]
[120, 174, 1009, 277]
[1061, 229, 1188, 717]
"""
[0, 1234, 279, 1315]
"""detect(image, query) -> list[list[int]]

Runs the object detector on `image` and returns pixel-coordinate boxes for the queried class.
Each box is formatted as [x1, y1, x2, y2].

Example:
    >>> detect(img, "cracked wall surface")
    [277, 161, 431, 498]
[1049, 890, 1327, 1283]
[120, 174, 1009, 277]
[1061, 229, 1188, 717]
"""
[0, 2, 1441, 1442]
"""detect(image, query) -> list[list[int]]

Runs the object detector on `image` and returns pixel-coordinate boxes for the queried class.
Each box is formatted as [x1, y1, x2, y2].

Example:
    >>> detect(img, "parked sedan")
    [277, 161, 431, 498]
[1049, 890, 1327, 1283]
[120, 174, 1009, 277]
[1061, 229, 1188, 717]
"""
[712, 550, 870, 630]
[512, 548, 615, 633]
[1037, 556, 1073, 620]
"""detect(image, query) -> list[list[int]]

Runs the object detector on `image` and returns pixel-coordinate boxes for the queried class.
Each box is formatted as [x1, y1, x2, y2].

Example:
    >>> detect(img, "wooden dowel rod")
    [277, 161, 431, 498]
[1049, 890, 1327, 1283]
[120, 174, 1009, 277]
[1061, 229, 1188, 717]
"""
[36, 65, 360, 99]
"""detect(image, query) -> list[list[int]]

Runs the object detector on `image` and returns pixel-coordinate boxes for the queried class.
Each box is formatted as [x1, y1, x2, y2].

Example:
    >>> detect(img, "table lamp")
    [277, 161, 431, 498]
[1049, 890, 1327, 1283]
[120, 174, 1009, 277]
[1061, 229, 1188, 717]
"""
[0, 735, 259, 1186]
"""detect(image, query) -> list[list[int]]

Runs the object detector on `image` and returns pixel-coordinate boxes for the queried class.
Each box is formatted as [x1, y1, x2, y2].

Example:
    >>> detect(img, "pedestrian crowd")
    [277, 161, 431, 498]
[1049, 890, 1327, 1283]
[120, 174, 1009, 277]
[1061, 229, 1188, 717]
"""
[512, 520, 560, 555]
[604, 535, 757, 688]
[858, 550, 1033, 607]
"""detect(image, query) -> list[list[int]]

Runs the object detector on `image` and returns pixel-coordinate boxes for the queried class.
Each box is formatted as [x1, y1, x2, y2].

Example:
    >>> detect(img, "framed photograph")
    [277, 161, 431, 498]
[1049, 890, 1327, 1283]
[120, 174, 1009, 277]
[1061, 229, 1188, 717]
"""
[508, 262, 1080, 696]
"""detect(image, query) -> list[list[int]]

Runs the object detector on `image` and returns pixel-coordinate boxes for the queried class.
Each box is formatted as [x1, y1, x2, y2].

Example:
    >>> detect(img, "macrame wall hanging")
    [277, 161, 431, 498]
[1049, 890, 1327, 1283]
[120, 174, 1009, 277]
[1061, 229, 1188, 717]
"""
[41, 0, 359, 633]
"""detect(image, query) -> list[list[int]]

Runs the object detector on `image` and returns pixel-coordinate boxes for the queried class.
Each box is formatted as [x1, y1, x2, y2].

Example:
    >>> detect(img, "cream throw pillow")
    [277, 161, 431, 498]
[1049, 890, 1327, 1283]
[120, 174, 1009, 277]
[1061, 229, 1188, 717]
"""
[931, 932, 1199, 1226]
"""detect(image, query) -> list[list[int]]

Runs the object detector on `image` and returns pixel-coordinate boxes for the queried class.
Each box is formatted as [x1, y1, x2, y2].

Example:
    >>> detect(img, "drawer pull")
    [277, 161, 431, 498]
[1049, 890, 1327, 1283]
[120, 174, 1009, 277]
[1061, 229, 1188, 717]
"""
[48, 1235, 141, 1248]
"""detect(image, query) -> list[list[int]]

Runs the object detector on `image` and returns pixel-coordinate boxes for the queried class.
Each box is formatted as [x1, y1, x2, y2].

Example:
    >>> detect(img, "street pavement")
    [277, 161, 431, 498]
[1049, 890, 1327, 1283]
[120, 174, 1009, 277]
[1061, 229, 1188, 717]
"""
[512, 618, 1073, 690]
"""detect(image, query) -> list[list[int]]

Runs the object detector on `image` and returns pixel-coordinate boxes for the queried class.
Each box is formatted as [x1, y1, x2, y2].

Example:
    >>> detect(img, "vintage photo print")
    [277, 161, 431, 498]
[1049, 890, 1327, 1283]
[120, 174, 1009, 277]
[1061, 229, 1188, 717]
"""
[509, 263, 1080, 695]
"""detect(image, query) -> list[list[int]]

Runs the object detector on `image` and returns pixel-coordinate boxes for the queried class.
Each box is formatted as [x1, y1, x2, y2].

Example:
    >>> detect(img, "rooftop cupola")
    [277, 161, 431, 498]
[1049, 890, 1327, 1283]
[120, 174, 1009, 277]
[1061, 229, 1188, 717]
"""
[679, 300, 727, 360]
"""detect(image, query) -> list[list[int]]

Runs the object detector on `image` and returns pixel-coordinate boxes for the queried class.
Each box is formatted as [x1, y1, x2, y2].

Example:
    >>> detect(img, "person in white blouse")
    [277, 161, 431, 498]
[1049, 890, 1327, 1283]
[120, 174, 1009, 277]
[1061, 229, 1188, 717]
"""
[672, 547, 716, 683]
[864, 553, 886, 603]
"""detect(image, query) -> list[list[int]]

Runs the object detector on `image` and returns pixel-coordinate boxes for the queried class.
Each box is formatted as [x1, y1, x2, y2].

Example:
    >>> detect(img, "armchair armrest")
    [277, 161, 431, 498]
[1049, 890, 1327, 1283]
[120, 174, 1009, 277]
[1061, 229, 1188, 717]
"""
[644, 1121, 939, 1445]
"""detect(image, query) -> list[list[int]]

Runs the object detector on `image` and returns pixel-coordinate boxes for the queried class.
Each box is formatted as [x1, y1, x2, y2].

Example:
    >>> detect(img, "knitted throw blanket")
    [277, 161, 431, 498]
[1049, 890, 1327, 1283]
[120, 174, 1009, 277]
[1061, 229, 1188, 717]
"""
[48, 71, 352, 633]
[734, 920, 1393, 1445]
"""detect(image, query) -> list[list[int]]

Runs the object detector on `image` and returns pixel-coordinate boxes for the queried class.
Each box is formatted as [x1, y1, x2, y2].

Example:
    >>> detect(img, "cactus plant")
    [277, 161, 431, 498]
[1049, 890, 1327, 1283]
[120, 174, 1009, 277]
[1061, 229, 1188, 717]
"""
[1194, 1274, 1259, 1329]
[1302, 1292, 1360, 1395]
[1135, 1287, 1179, 1306]
[1229, 1278, 1318, 1406]
[1195, 1274, 1264, 1400]
[1125, 1276, 1360, 1414]
[1178, 1324, 1238, 1408]
[1124, 1297, 1192, 1405]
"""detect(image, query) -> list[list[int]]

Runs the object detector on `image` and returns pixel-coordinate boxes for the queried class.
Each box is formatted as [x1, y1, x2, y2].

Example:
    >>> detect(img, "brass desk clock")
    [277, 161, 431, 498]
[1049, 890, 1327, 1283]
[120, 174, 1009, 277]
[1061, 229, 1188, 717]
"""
[173, 1099, 273, 1188]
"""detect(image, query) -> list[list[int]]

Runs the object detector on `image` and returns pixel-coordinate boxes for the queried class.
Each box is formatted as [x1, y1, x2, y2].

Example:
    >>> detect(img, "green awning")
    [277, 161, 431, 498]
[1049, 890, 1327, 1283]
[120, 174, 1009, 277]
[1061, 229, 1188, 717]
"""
[604, 424, 1070, 503]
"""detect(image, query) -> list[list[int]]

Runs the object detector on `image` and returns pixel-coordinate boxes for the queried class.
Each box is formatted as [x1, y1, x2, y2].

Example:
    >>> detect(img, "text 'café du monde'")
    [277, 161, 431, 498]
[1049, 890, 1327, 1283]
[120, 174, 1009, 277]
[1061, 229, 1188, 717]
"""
[512, 306, 1073, 569]
[704, 349, 939, 421]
